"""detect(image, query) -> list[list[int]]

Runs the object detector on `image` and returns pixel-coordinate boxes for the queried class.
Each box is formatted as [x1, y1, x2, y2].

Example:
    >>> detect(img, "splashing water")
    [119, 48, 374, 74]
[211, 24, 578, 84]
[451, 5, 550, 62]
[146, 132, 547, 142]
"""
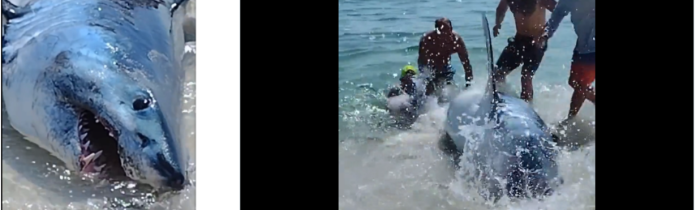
[339, 82, 595, 210]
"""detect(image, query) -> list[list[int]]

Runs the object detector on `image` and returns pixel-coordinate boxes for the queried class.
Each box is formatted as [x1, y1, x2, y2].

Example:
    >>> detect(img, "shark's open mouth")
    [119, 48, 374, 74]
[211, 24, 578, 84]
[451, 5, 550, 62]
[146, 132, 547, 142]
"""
[77, 110, 126, 177]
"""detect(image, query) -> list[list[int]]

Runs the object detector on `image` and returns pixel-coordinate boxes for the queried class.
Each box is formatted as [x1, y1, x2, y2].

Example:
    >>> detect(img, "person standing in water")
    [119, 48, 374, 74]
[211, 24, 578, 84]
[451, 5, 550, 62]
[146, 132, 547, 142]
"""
[417, 18, 474, 96]
[541, 0, 595, 125]
[492, 0, 556, 102]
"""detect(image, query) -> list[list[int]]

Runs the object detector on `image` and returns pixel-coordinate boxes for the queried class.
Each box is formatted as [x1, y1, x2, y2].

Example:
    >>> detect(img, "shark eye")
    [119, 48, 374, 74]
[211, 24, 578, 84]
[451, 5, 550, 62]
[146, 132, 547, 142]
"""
[132, 98, 152, 111]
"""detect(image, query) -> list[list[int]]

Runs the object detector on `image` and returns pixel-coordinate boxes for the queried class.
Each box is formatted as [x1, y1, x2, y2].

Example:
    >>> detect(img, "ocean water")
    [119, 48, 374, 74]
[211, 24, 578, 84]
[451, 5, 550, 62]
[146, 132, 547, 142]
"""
[338, 0, 596, 209]
[1, 1, 197, 209]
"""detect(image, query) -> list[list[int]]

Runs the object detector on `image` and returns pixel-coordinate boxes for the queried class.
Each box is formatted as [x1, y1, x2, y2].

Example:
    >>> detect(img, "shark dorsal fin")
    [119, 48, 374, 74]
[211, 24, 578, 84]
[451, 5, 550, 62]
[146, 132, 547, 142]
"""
[481, 14, 500, 103]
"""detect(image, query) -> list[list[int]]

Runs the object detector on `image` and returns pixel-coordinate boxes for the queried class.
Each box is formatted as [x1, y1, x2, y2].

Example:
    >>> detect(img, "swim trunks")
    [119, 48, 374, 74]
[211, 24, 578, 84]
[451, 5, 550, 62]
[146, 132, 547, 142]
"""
[495, 34, 548, 75]
[568, 51, 595, 88]
[418, 64, 455, 92]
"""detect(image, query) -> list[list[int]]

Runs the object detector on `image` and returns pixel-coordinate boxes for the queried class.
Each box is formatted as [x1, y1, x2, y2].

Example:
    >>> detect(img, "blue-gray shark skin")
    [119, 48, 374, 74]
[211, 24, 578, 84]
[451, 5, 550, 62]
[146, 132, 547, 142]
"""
[442, 14, 562, 202]
[2, 0, 190, 191]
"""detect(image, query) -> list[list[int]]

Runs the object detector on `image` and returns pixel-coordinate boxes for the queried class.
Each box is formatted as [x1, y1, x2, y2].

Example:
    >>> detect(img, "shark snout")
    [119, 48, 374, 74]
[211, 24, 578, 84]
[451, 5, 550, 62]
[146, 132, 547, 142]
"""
[129, 109, 187, 191]
[155, 153, 186, 190]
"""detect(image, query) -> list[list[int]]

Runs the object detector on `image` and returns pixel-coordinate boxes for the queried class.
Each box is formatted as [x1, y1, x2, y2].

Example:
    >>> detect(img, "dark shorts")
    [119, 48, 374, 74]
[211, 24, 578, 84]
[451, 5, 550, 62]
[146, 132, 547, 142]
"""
[569, 52, 595, 88]
[419, 64, 454, 86]
[495, 34, 547, 75]
[572, 51, 595, 65]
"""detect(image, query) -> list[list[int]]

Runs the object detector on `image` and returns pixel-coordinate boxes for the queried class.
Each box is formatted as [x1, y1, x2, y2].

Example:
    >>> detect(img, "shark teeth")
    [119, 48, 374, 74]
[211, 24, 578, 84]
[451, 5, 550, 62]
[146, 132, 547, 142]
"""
[77, 110, 118, 174]
[81, 150, 102, 165]
[80, 150, 105, 173]
[85, 150, 103, 163]
[94, 164, 106, 172]
[80, 150, 107, 173]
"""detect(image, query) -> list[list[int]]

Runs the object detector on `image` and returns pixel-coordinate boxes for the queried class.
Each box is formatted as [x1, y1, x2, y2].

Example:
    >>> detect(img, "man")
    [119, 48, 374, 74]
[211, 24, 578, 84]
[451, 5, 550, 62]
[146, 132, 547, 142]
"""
[541, 0, 595, 124]
[386, 65, 427, 126]
[492, 0, 556, 102]
[387, 65, 423, 99]
[418, 18, 474, 96]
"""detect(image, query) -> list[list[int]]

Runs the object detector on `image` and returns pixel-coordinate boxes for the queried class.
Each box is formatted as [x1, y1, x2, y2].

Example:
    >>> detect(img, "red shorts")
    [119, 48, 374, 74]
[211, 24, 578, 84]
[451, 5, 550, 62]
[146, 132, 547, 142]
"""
[568, 53, 595, 88]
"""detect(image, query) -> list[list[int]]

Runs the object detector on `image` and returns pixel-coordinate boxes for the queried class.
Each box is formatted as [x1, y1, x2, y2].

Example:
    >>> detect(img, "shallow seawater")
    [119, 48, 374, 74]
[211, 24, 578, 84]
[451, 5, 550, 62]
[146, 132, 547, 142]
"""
[339, 0, 595, 209]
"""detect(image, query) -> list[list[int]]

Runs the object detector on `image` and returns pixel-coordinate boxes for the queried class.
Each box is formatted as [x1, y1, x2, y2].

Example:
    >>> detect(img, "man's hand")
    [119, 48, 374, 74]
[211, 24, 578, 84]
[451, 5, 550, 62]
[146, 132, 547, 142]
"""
[493, 24, 501, 37]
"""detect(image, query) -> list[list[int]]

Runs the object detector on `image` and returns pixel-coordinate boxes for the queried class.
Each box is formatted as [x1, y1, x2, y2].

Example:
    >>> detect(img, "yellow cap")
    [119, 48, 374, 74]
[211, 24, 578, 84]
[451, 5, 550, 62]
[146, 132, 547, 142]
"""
[401, 65, 418, 77]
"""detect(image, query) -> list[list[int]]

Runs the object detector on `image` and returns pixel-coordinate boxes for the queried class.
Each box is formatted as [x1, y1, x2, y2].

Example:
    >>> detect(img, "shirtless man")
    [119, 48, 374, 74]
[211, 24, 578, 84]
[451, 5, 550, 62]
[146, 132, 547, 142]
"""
[493, 0, 556, 102]
[418, 18, 474, 96]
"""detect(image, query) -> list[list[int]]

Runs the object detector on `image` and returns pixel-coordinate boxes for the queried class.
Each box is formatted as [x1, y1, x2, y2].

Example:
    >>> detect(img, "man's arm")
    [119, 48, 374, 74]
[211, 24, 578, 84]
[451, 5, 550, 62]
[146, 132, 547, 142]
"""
[456, 36, 473, 86]
[544, 0, 574, 39]
[495, 0, 508, 27]
[417, 35, 428, 67]
[541, 0, 557, 12]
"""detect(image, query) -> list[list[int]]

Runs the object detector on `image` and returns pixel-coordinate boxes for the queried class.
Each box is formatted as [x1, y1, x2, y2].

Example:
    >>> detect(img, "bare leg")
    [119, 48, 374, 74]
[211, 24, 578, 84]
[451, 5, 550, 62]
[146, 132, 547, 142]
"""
[567, 85, 595, 120]
[426, 82, 435, 96]
[520, 70, 534, 102]
[559, 53, 595, 127]
[426, 78, 445, 98]
[494, 43, 521, 84]
[494, 70, 507, 83]
[493, 65, 516, 85]
[586, 86, 595, 104]
[567, 87, 586, 119]
[566, 63, 595, 119]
